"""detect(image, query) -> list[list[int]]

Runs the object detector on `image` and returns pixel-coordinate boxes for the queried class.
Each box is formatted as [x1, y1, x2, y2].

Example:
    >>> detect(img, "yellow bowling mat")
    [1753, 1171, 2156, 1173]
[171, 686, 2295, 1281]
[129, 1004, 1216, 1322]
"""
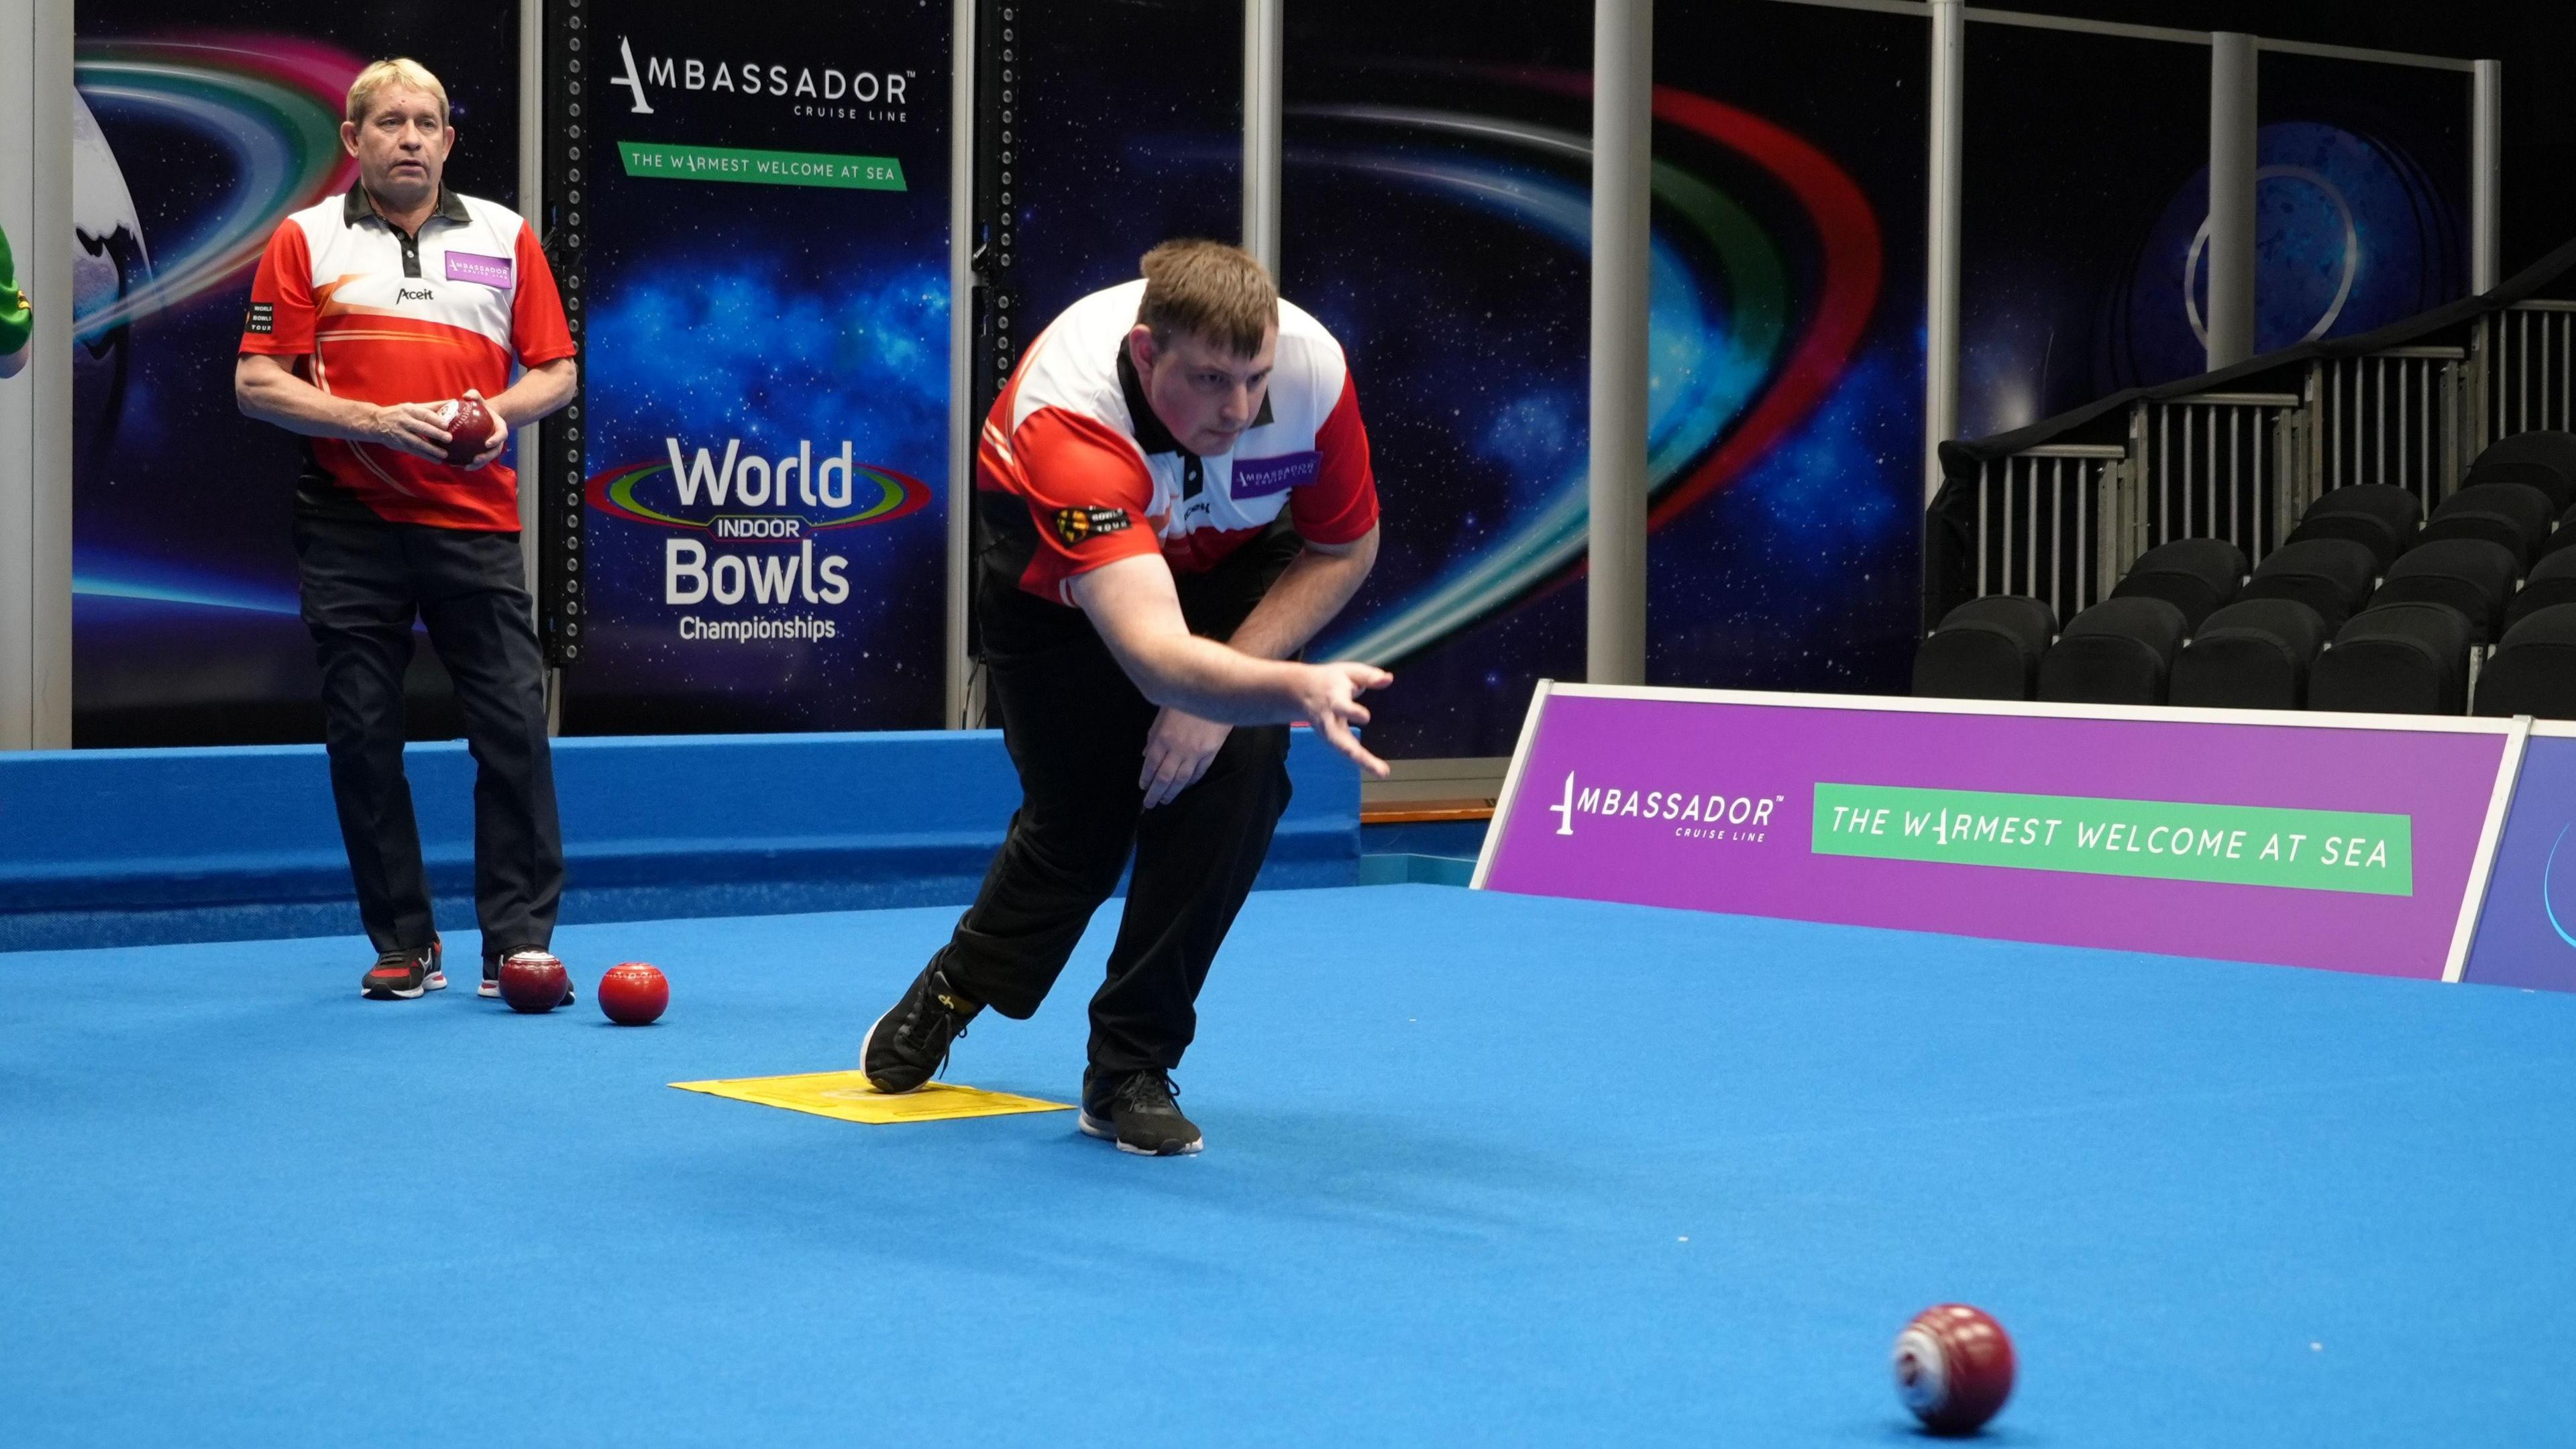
[669, 1070, 1073, 1125]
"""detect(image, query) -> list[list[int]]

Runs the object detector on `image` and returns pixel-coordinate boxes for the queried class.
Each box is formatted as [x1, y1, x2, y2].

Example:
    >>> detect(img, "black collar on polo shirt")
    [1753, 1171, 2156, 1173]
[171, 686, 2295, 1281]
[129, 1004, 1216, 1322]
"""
[343, 184, 471, 231]
[344, 185, 469, 280]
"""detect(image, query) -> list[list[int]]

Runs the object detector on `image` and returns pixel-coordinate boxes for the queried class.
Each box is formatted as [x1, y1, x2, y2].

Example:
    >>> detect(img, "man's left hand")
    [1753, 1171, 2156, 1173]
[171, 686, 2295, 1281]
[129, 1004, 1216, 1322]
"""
[466, 389, 511, 470]
[1140, 706, 1232, 809]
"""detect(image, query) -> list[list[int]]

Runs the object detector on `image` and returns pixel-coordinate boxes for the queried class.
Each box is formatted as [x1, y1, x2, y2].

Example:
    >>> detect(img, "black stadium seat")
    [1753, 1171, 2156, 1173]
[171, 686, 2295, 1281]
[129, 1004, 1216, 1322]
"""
[2110, 538, 2245, 631]
[2465, 459, 2575, 515]
[1913, 596, 2057, 700]
[2504, 547, 2576, 635]
[2037, 597, 2188, 706]
[2475, 604, 2576, 720]
[2367, 538, 2522, 643]
[2286, 484, 2420, 570]
[2468, 430, 2576, 511]
[2168, 598, 2329, 710]
[2239, 538, 2377, 633]
[2308, 603, 2475, 716]
[2420, 482, 2554, 566]
[2544, 502, 2576, 562]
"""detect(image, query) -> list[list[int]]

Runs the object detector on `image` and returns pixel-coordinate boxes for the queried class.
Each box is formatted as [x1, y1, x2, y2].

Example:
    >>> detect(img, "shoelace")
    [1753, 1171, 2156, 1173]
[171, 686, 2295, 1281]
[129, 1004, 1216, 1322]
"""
[1115, 1070, 1180, 1114]
[372, 947, 425, 971]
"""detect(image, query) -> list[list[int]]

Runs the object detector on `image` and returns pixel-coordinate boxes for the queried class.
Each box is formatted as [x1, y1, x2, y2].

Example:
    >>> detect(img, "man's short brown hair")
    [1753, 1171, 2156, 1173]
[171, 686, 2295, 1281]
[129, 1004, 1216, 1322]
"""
[1136, 239, 1277, 358]
[347, 58, 450, 128]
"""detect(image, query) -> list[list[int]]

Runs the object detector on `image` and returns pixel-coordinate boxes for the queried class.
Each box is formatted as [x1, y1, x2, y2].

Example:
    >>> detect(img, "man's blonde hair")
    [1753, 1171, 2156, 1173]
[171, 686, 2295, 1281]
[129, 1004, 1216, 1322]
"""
[346, 58, 449, 128]
[1137, 239, 1277, 358]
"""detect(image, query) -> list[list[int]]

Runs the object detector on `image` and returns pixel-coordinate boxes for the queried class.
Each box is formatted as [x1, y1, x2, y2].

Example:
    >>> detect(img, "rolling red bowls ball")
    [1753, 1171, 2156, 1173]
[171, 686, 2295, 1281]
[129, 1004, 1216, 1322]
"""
[497, 950, 570, 1014]
[435, 394, 497, 467]
[1892, 1303, 2015, 1436]
[597, 961, 669, 1026]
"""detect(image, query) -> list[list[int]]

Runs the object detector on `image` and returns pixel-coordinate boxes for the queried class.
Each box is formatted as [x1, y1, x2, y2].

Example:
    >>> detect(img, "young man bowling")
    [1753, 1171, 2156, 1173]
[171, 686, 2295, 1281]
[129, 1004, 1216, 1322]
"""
[862, 239, 1387, 1155]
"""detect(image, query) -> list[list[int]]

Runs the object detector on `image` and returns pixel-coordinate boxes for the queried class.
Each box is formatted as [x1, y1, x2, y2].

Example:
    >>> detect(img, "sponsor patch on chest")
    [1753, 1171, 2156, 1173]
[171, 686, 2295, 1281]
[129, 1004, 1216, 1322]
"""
[444, 251, 513, 288]
[1230, 450, 1321, 498]
[1052, 506, 1133, 547]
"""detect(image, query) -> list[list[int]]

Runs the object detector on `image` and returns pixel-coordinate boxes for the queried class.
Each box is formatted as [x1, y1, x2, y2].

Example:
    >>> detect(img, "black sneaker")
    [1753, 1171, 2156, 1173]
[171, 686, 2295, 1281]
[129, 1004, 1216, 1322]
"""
[861, 958, 981, 1093]
[1079, 1069, 1203, 1157]
[360, 938, 445, 1000]
[482, 947, 574, 1004]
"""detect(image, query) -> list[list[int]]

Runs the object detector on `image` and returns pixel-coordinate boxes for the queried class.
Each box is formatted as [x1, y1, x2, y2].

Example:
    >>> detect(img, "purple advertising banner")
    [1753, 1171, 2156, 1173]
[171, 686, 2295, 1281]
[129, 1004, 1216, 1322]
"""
[1477, 686, 2516, 979]
[2462, 727, 2576, 991]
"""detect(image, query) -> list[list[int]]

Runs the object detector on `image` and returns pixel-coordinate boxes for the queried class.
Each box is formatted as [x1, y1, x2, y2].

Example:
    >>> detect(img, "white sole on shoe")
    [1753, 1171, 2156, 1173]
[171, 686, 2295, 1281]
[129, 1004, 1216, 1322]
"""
[859, 1006, 928, 1094]
[1078, 1110, 1203, 1157]
[361, 971, 447, 1001]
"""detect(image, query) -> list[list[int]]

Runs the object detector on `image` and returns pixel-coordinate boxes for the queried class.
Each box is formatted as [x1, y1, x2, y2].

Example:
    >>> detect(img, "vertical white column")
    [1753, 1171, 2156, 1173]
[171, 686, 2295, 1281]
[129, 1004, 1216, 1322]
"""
[2206, 32, 2259, 370]
[1587, 0, 1652, 686]
[1923, 0, 1963, 504]
[0, 0, 74, 749]
[946, 0, 977, 727]
[517, 0, 544, 591]
[1242, 0, 1283, 276]
[2472, 58, 2501, 295]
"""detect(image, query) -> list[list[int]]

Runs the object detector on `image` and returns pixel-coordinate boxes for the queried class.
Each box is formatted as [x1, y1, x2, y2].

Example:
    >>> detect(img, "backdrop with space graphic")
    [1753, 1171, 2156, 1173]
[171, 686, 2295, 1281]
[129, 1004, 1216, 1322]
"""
[1287, 0, 1925, 759]
[1960, 26, 2470, 441]
[69, 4, 519, 746]
[563, 0, 952, 735]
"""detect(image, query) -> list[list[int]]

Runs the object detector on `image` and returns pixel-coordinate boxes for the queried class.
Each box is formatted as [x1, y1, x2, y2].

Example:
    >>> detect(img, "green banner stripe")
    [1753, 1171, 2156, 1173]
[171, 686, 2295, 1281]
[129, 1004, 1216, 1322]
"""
[617, 141, 906, 191]
[1810, 784, 2413, 896]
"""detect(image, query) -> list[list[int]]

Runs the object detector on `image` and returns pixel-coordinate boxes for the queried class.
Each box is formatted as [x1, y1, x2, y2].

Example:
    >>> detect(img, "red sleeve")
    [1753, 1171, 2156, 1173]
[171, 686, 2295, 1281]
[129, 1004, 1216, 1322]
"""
[238, 222, 315, 356]
[1002, 405, 1163, 595]
[1289, 370, 1379, 545]
[511, 221, 577, 367]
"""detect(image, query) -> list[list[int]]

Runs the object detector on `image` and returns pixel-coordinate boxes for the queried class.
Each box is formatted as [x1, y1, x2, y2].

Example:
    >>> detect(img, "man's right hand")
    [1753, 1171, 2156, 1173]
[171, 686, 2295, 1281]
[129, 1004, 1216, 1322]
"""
[1293, 661, 1393, 778]
[370, 401, 455, 461]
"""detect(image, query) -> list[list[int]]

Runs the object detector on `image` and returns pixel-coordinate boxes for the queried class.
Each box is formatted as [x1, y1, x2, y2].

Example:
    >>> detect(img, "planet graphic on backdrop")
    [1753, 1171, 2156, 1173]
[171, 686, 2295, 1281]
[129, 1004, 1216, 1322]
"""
[1299, 78, 1884, 669]
[71, 87, 151, 447]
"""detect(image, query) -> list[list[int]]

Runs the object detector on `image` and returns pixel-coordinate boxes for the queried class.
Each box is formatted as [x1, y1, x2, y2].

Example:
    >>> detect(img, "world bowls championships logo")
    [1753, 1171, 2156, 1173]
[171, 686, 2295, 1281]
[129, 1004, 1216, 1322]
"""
[1544, 771, 1787, 845]
[588, 436, 931, 613]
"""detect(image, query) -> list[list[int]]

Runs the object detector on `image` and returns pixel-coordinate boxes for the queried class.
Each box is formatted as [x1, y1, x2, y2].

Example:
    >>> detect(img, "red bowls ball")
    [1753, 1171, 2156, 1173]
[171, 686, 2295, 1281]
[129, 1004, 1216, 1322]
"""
[1892, 1303, 2015, 1436]
[438, 394, 497, 467]
[598, 961, 669, 1026]
[497, 950, 570, 1014]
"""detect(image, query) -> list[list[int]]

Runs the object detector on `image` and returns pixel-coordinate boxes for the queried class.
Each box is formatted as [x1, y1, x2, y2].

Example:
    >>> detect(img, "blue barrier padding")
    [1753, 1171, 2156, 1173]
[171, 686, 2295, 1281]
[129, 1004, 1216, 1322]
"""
[0, 729, 1360, 951]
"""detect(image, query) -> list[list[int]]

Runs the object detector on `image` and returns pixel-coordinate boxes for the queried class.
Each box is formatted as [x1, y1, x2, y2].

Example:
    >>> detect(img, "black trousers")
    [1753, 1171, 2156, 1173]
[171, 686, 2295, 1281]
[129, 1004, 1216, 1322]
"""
[294, 515, 563, 963]
[940, 533, 1300, 1077]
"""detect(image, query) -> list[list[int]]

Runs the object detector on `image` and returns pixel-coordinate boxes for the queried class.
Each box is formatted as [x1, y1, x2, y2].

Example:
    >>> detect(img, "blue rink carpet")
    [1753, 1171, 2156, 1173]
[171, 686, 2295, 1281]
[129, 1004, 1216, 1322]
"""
[6, 884, 2576, 1446]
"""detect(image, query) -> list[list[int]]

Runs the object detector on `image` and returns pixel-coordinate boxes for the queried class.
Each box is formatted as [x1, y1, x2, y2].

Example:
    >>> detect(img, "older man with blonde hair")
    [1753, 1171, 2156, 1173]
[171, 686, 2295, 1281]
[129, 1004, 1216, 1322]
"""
[235, 58, 580, 1004]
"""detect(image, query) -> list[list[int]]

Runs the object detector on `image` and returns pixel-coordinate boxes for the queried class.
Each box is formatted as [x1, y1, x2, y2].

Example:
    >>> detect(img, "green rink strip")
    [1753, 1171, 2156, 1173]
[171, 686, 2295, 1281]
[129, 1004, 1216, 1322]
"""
[1811, 783, 2413, 896]
[617, 140, 906, 191]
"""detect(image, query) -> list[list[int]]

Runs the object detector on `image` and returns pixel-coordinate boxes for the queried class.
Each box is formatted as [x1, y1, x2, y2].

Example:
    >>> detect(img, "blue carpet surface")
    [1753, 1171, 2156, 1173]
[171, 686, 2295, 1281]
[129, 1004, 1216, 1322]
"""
[5, 885, 2575, 1446]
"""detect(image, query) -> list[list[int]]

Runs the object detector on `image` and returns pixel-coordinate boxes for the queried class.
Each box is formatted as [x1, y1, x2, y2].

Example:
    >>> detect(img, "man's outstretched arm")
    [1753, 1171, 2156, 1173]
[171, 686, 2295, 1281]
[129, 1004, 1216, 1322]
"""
[1069, 553, 1391, 778]
[1134, 526, 1380, 806]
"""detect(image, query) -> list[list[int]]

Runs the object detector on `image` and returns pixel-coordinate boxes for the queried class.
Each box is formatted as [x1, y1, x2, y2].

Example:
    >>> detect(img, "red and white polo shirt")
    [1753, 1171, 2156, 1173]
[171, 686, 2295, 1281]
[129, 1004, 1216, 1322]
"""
[977, 278, 1377, 602]
[239, 186, 576, 531]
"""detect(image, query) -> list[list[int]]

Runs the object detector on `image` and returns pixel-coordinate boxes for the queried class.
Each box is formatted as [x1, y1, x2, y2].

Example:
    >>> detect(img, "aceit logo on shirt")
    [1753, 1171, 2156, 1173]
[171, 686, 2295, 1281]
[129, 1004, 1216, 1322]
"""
[1052, 506, 1132, 547]
[396, 286, 436, 304]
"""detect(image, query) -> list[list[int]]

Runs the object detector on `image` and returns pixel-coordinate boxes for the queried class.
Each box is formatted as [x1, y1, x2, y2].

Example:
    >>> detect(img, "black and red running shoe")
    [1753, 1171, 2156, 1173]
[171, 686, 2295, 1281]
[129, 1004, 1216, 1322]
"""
[360, 938, 445, 1000]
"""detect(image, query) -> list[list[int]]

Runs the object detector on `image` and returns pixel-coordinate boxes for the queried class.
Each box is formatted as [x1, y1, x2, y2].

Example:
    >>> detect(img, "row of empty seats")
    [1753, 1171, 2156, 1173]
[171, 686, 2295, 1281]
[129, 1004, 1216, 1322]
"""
[1916, 431, 2576, 718]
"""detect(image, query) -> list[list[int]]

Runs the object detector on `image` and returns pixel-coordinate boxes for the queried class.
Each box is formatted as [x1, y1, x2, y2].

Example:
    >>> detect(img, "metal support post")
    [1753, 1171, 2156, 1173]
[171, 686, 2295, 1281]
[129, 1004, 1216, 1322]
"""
[1924, 0, 1963, 506]
[2206, 32, 2258, 370]
[0, 0, 74, 748]
[1587, 0, 1652, 686]
[947, 0, 978, 727]
[1242, 0, 1283, 278]
[2472, 58, 2501, 295]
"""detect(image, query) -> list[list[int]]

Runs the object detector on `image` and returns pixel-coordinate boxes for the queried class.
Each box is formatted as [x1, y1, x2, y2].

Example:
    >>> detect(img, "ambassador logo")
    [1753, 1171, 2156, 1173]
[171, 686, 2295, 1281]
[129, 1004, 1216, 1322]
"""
[608, 35, 912, 119]
[1053, 506, 1133, 547]
[1546, 771, 1785, 843]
